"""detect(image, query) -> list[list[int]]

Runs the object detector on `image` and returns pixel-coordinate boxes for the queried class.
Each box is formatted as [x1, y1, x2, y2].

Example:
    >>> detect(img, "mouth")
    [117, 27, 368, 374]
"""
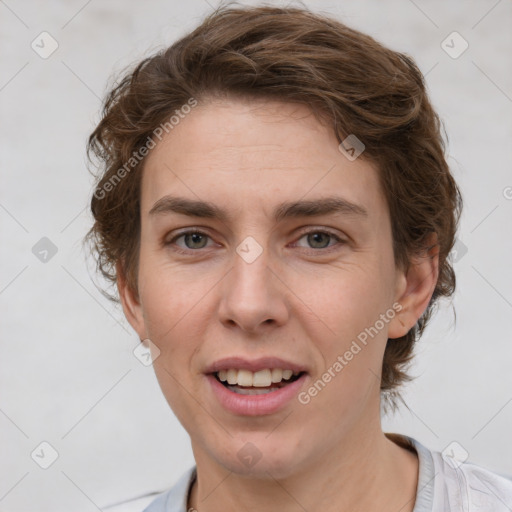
[204, 356, 309, 415]
[211, 368, 306, 395]
[205, 364, 309, 416]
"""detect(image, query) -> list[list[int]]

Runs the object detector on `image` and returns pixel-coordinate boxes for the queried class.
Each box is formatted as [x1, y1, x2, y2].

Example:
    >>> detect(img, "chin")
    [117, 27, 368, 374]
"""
[215, 438, 306, 479]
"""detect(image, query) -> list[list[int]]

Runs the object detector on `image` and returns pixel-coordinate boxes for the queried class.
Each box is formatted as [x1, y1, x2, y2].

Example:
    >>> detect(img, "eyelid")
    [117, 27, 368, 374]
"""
[291, 227, 346, 250]
[164, 226, 347, 254]
[164, 228, 217, 251]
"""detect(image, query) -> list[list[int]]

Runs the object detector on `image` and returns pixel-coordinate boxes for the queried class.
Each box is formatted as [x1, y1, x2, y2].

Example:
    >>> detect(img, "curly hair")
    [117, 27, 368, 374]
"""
[85, 3, 463, 411]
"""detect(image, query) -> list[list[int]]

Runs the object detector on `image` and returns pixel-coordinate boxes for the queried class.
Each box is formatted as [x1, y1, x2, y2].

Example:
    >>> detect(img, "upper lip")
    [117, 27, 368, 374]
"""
[204, 356, 308, 374]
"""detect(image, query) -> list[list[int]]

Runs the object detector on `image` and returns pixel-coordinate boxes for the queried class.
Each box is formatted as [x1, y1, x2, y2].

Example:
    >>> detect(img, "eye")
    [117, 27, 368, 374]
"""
[293, 229, 345, 251]
[164, 228, 346, 255]
[166, 230, 214, 253]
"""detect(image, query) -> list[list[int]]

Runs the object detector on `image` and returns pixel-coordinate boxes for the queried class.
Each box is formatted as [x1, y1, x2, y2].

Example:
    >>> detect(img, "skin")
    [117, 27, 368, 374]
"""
[118, 98, 439, 512]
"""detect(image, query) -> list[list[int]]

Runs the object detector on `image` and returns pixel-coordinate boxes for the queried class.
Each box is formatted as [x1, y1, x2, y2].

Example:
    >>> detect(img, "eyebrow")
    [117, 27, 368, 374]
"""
[148, 195, 368, 222]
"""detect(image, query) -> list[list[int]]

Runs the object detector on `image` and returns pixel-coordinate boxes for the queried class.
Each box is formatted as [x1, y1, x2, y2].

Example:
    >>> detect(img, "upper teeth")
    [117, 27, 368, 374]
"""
[217, 368, 300, 387]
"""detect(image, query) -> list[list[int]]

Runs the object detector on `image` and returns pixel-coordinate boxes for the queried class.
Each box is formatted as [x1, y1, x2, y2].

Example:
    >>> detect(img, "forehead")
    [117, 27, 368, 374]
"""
[140, 98, 385, 221]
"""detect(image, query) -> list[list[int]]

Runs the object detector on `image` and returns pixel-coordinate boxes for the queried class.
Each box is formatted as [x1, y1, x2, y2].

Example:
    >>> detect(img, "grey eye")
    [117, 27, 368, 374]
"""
[181, 232, 209, 249]
[304, 232, 332, 249]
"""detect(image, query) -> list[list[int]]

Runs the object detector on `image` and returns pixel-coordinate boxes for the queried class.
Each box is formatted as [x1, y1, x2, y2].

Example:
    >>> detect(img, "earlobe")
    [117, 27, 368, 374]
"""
[116, 261, 146, 339]
[388, 233, 440, 339]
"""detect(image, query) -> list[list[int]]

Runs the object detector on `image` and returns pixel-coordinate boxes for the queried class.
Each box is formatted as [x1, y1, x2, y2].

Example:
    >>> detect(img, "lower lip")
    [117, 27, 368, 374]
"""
[206, 373, 308, 416]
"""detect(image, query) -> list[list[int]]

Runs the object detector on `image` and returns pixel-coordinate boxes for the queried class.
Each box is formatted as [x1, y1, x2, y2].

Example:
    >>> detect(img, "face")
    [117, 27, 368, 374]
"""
[119, 98, 424, 478]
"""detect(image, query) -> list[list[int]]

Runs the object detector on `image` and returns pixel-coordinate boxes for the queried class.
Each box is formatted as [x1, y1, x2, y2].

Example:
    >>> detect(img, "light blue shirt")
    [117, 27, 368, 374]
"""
[142, 434, 512, 511]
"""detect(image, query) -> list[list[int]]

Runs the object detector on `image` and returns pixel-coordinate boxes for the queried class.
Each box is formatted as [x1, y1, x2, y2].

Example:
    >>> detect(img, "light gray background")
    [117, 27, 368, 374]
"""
[1, 0, 511, 510]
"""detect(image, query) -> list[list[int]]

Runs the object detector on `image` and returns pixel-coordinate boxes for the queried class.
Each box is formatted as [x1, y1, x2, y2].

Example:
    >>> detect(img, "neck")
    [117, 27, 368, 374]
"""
[188, 423, 419, 512]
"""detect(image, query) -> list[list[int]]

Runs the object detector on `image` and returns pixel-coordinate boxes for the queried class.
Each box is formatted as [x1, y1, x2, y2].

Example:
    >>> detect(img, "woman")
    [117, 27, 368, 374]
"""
[86, 5, 512, 511]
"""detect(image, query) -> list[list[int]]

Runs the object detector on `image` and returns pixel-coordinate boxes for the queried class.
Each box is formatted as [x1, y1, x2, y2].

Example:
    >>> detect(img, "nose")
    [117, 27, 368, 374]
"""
[217, 244, 289, 334]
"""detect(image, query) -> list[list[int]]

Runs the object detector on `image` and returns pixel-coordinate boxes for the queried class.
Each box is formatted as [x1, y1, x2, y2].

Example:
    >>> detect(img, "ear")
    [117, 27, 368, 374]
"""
[388, 233, 439, 339]
[116, 260, 147, 339]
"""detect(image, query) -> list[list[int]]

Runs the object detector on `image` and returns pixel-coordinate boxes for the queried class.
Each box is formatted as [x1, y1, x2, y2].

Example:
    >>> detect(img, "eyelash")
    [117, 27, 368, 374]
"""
[164, 228, 346, 255]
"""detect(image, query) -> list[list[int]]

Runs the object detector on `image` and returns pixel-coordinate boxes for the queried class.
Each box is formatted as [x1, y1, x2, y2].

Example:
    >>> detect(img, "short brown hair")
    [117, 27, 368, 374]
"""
[85, 4, 463, 409]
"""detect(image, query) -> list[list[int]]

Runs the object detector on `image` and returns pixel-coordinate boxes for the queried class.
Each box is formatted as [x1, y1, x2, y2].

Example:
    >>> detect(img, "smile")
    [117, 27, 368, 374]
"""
[207, 371, 308, 415]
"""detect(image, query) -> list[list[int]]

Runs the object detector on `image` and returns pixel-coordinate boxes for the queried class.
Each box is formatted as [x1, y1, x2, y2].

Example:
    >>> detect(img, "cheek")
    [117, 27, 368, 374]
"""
[137, 263, 210, 421]
[299, 260, 395, 400]
[298, 279, 389, 425]
[306, 263, 393, 343]
[137, 249, 215, 340]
